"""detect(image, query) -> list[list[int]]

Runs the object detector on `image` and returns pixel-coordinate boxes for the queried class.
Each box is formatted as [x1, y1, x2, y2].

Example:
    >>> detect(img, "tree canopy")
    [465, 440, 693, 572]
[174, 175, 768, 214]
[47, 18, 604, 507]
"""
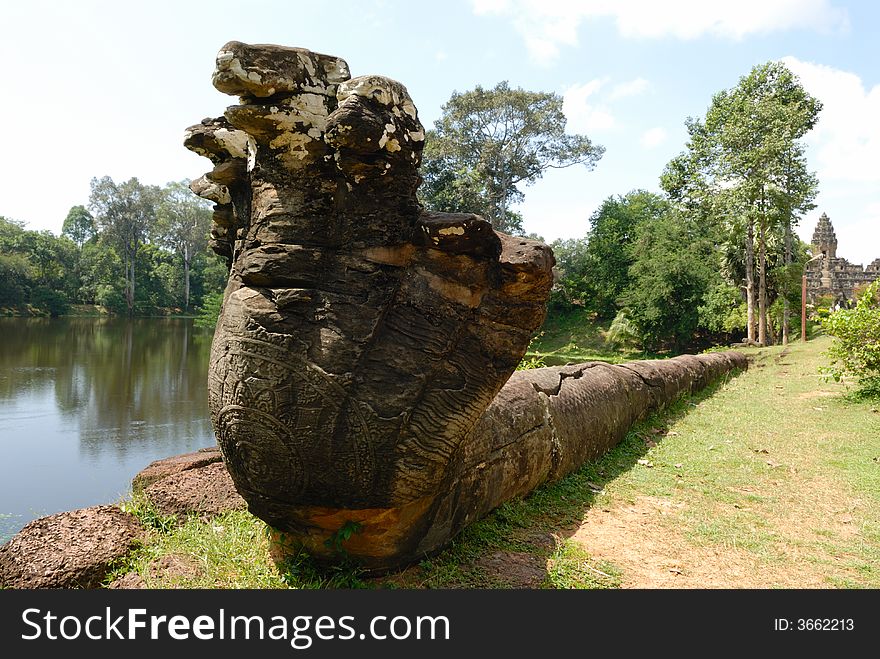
[61, 205, 96, 249]
[420, 81, 604, 234]
[89, 176, 159, 315]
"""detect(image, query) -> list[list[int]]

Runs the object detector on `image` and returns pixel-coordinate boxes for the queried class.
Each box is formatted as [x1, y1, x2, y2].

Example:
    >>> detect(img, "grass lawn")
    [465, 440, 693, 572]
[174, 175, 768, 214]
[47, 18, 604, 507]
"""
[110, 334, 880, 589]
[525, 307, 652, 365]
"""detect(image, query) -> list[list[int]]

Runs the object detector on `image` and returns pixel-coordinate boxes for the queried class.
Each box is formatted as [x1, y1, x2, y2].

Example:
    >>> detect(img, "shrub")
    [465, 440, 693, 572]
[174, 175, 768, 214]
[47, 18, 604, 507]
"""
[822, 279, 880, 392]
[194, 291, 223, 329]
[30, 286, 69, 317]
[605, 310, 640, 350]
[94, 284, 127, 314]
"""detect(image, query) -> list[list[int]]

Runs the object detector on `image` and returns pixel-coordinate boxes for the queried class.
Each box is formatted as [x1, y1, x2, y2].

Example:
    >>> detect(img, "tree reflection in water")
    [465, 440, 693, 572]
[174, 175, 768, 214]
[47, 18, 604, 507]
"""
[0, 317, 215, 541]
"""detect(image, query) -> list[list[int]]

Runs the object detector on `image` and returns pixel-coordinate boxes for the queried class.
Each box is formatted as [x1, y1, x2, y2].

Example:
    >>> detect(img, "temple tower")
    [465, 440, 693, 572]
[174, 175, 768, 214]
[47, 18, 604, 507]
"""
[805, 212, 878, 304]
[811, 212, 837, 259]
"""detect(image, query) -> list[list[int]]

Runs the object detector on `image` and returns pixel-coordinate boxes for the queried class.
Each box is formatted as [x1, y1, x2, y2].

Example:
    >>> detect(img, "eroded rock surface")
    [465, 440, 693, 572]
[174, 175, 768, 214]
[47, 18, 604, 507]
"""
[132, 446, 223, 492]
[0, 506, 143, 588]
[143, 461, 246, 519]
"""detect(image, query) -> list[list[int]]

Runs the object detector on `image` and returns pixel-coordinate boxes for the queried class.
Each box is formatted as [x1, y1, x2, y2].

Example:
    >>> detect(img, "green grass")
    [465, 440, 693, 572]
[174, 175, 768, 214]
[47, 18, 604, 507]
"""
[526, 307, 657, 365]
[111, 335, 880, 589]
[575, 336, 880, 587]
[108, 506, 287, 589]
[545, 540, 622, 589]
[112, 380, 730, 589]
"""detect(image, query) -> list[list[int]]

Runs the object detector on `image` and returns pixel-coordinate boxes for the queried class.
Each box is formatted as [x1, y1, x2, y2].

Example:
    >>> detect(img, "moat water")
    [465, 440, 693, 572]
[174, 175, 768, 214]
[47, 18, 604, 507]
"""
[0, 317, 215, 542]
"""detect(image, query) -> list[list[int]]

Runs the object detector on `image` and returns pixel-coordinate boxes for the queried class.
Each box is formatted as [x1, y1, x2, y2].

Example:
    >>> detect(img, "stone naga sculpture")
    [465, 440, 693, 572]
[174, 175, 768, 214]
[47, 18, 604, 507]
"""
[186, 42, 748, 571]
[185, 42, 555, 569]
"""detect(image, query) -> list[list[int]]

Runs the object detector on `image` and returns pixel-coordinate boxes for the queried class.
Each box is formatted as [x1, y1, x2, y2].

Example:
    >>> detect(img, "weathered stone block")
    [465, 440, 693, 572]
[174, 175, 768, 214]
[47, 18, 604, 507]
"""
[0, 506, 143, 589]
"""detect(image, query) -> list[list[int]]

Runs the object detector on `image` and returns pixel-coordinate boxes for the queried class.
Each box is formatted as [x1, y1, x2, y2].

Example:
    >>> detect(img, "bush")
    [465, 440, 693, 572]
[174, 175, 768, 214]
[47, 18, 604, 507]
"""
[822, 280, 880, 391]
[194, 291, 223, 329]
[0, 254, 31, 306]
[94, 284, 127, 314]
[30, 286, 69, 317]
[605, 310, 639, 350]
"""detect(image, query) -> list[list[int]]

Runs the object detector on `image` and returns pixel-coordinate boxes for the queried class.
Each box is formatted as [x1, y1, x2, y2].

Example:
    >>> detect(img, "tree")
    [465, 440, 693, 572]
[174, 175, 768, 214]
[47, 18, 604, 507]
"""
[583, 191, 671, 318]
[155, 181, 213, 311]
[420, 81, 604, 234]
[0, 217, 33, 308]
[0, 253, 31, 308]
[620, 211, 715, 352]
[61, 205, 96, 249]
[663, 62, 821, 345]
[0, 216, 75, 315]
[89, 176, 158, 315]
[548, 237, 590, 310]
[772, 145, 818, 344]
[78, 235, 125, 309]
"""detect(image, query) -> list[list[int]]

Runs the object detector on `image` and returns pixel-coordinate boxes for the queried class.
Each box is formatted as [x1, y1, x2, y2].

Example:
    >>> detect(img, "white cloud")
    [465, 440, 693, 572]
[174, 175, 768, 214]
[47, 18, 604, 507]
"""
[784, 58, 880, 266]
[563, 76, 653, 134]
[781, 57, 880, 184]
[641, 127, 668, 149]
[435, 50, 448, 62]
[470, 0, 849, 63]
[563, 79, 616, 133]
[608, 78, 649, 100]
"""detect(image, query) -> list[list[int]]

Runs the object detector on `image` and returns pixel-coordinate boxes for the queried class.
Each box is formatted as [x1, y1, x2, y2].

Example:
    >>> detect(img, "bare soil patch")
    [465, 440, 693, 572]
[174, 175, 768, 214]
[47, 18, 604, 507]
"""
[473, 551, 548, 588]
[571, 497, 830, 588]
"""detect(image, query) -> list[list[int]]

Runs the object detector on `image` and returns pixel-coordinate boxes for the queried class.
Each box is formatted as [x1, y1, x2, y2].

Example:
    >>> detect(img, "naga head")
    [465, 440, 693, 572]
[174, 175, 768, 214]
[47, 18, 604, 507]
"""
[185, 42, 554, 570]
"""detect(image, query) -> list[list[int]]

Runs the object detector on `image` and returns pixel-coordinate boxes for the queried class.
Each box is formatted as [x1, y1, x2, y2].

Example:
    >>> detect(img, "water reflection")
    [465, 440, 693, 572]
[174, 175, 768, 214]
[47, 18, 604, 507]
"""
[0, 318, 216, 541]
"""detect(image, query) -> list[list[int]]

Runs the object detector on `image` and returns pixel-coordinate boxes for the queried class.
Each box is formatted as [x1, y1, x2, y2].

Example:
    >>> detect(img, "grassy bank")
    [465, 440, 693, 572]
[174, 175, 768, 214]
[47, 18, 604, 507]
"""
[525, 307, 651, 365]
[109, 335, 879, 588]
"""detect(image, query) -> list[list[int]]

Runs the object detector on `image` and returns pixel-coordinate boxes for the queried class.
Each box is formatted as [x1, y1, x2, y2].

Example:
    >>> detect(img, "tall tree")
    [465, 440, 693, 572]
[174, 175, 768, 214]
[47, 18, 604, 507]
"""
[548, 237, 591, 309]
[61, 205, 96, 249]
[772, 145, 818, 344]
[662, 62, 821, 345]
[89, 176, 158, 315]
[583, 190, 671, 318]
[420, 81, 604, 234]
[155, 181, 213, 311]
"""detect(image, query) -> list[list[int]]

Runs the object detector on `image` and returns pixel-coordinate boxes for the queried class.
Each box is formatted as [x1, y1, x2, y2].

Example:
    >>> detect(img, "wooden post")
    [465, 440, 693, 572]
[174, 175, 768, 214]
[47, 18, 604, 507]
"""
[801, 273, 807, 342]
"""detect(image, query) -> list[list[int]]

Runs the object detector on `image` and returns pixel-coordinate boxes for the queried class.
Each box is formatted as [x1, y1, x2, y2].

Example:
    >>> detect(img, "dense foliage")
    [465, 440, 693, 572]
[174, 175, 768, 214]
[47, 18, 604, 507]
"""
[0, 178, 225, 317]
[822, 280, 880, 392]
[543, 61, 822, 353]
[620, 211, 717, 351]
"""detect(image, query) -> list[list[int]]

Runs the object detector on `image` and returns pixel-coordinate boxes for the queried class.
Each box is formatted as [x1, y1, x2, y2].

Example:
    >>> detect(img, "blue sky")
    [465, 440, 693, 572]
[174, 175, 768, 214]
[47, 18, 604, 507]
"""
[1, 0, 878, 265]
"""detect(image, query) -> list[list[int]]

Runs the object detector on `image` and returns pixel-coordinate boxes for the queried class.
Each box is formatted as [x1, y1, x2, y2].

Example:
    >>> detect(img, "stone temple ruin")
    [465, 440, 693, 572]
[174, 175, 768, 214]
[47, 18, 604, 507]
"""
[805, 212, 880, 305]
[182, 42, 749, 571]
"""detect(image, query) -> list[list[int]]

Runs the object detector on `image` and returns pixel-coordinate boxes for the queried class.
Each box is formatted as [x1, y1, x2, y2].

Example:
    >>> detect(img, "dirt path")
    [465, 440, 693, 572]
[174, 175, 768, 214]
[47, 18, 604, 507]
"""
[561, 338, 879, 589]
[572, 496, 830, 588]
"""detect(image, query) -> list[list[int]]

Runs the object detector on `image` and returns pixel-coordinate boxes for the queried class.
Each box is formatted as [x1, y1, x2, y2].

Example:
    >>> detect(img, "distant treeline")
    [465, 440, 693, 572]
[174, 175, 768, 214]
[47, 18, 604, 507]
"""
[547, 189, 811, 353]
[0, 178, 226, 317]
